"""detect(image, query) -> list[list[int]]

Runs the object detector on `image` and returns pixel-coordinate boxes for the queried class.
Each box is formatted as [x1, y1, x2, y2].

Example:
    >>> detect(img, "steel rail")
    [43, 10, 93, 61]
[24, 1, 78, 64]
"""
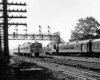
[17, 56, 99, 80]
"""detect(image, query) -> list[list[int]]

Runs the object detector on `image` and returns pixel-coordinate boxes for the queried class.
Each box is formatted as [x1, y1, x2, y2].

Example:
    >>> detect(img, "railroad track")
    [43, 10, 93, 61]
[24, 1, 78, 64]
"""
[49, 55, 100, 63]
[14, 55, 100, 80]
[39, 55, 100, 71]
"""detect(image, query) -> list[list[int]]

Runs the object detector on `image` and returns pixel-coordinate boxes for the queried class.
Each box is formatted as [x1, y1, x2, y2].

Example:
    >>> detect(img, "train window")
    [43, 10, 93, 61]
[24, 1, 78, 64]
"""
[94, 44, 97, 48]
[31, 44, 35, 48]
[97, 43, 100, 48]
[35, 46, 38, 48]
[70, 47, 74, 49]
[66, 48, 69, 49]
[67, 47, 70, 49]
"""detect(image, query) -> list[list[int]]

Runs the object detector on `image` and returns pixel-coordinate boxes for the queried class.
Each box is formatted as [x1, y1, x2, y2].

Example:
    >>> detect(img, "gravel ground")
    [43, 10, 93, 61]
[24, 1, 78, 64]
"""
[10, 56, 79, 80]
[17, 62, 79, 80]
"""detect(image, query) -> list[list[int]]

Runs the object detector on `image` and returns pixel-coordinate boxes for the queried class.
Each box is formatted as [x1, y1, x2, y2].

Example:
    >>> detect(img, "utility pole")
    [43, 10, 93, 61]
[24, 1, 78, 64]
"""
[3, 0, 9, 58]
[0, 0, 27, 59]
[0, 26, 3, 55]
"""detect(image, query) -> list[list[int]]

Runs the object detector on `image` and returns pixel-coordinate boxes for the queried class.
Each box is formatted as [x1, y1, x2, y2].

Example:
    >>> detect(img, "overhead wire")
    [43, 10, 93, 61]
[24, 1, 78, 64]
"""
[11, 0, 31, 34]
[25, 0, 32, 33]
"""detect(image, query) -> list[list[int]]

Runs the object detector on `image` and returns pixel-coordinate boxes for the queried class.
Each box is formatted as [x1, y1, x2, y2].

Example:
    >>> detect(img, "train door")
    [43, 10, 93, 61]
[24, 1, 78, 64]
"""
[88, 42, 92, 53]
[34, 42, 40, 57]
[30, 43, 35, 54]
[81, 44, 84, 52]
[55, 44, 59, 55]
[35, 43, 39, 53]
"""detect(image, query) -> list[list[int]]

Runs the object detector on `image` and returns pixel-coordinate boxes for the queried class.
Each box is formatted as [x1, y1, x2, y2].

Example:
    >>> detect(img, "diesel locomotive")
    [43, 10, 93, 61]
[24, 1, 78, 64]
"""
[13, 41, 42, 57]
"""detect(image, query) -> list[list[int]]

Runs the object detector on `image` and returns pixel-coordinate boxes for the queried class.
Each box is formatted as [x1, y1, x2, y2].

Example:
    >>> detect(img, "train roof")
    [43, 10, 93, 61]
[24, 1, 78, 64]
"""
[32, 42, 42, 45]
[68, 41, 77, 44]
[22, 42, 32, 45]
[59, 43, 67, 45]
[91, 38, 100, 42]
[64, 39, 91, 45]
[59, 42, 77, 46]
[78, 39, 91, 43]
[20, 42, 42, 48]
[59, 39, 92, 47]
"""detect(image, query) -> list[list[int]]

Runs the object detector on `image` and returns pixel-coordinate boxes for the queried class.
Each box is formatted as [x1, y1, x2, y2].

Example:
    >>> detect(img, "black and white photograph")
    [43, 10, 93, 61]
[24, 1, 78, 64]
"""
[0, 0, 100, 80]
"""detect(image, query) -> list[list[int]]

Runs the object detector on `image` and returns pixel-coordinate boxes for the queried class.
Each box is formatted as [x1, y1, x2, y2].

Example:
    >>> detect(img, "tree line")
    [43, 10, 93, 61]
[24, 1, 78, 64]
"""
[69, 16, 100, 42]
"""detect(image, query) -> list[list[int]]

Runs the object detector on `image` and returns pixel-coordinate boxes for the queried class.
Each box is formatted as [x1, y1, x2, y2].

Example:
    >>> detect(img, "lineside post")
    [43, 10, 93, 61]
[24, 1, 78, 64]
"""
[3, 0, 9, 59]
[56, 35, 60, 55]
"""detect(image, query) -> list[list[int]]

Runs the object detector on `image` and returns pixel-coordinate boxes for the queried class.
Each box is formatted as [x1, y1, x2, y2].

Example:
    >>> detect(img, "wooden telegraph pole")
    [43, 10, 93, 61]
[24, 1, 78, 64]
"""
[0, 26, 3, 55]
[0, 0, 27, 59]
[3, 0, 9, 59]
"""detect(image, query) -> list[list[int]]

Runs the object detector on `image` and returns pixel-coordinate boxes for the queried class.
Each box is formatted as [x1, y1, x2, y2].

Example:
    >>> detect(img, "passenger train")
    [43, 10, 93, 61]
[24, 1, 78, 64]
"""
[13, 41, 42, 57]
[45, 38, 100, 57]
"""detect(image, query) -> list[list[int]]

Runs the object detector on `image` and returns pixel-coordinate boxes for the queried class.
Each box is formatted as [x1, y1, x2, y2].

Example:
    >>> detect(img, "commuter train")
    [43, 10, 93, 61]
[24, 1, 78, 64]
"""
[45, 38, 100, 57]
[13, 41, 42, 57]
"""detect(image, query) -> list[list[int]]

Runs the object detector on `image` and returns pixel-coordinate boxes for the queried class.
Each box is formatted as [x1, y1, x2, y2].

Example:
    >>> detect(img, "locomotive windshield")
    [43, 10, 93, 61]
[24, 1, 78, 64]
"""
[35, 46, 38, 48]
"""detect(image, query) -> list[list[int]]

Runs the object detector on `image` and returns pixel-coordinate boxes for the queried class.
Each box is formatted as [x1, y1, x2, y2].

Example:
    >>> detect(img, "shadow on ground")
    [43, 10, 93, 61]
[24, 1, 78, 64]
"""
[14, 62, 58, 80]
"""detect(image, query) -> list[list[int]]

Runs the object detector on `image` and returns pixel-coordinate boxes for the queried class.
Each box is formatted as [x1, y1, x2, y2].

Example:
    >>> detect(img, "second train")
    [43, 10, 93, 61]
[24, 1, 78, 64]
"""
[45, 38, 100, 57]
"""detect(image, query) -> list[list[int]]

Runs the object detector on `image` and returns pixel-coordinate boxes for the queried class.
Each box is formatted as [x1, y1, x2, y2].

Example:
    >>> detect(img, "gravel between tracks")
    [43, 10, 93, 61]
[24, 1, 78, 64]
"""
[38, 56, 100, 72]
[10, 55, 81, 80]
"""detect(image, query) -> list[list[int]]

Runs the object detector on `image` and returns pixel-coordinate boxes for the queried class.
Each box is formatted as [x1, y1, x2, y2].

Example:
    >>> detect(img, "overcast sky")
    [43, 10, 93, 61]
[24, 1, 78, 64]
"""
[1, 0, 100, 49]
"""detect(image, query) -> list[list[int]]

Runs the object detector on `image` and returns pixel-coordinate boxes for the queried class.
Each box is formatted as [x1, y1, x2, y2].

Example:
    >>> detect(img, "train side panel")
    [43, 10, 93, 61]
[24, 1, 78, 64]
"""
[13, 47, 19, 54]
[92, 41, 100, 52]
[20, 43, 31, 55]
[91, 39, 100, 57]
[58, 40, 91, 56]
